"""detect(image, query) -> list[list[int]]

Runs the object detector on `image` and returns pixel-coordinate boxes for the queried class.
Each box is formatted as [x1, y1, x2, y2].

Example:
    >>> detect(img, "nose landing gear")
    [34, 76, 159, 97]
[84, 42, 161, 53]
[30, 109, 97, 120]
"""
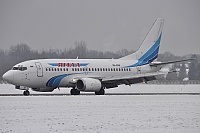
[23, 90, 30, 96]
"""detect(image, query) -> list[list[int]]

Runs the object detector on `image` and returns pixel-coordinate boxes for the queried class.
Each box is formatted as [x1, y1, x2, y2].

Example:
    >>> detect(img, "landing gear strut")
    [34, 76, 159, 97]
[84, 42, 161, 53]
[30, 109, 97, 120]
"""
[70, 88, 80, 95]
[23, 90, 30, 96]
[95, 89, 105, 95]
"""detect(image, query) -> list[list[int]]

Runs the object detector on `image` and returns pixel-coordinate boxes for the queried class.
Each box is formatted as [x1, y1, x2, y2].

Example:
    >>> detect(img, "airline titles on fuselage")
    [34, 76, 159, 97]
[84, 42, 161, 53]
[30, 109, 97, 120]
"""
[49, 63, 89, 67]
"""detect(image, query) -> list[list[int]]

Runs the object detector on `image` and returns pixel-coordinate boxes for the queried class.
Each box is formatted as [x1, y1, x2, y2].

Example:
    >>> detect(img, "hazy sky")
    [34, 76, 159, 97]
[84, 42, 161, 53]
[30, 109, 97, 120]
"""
[0, 0, 200, 56]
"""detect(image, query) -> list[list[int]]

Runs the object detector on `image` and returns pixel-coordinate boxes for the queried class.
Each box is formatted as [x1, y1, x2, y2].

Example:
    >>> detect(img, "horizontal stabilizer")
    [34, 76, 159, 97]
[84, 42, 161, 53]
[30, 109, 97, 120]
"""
[150, 58, 196, 67]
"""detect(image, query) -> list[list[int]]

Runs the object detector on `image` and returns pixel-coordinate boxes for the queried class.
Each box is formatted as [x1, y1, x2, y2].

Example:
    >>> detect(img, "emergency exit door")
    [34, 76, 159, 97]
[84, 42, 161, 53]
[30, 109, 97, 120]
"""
[35, 62, 43, 77]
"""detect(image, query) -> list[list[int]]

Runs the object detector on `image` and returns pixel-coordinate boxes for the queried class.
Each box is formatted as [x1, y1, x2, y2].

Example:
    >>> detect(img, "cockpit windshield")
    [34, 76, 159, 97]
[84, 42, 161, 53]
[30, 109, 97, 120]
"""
[12, 66, 27, 71]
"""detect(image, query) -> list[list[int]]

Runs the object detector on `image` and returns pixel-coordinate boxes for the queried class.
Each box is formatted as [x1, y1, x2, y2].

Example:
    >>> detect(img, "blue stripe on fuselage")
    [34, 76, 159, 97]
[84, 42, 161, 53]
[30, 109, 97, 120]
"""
[46, 73, 84, 88]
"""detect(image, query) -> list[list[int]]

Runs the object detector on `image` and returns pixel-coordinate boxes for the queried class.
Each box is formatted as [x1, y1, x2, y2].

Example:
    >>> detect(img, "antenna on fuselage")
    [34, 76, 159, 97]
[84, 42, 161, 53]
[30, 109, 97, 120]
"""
[76, 56, 79, 59]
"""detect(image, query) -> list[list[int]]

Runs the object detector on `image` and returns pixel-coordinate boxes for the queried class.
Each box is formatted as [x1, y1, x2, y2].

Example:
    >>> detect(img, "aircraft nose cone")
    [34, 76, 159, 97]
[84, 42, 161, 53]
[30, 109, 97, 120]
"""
[2, 71, 14, 83]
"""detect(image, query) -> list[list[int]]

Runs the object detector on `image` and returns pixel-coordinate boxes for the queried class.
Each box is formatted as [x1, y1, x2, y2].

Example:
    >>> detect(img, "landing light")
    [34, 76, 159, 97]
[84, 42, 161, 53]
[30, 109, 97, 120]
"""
[72, 78, 76, 82]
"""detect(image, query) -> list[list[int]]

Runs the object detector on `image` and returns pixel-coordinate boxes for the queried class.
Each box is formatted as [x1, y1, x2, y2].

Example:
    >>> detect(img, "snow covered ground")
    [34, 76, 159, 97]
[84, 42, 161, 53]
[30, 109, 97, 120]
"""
[0, 95, 200, 133]
[0, 84, 200, 132]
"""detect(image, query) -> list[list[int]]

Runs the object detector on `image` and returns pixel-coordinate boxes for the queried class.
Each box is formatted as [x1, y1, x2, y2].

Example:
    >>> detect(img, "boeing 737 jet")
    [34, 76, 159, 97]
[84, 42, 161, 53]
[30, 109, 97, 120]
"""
[2, 18, 192, 95]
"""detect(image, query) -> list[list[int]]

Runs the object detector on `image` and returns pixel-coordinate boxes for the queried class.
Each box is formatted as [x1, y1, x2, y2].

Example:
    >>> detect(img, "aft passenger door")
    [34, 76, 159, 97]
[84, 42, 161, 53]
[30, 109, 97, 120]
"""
[35, 62, 43, 77]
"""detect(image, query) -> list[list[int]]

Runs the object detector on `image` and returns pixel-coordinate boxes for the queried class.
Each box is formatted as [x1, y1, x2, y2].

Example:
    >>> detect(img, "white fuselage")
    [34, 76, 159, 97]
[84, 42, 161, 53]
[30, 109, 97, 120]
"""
[4, 59, 161, 89]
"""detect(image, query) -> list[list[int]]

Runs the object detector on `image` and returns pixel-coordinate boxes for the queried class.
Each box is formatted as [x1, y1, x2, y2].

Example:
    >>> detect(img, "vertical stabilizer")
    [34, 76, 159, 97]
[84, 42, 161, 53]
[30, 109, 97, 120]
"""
[120, 18, 164, 65]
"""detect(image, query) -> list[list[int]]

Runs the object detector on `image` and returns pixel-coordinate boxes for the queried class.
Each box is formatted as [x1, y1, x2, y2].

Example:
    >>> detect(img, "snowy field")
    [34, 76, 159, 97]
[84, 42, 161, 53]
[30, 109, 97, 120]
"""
[0, 95, 200, 133]
[0, 84, 200, 132]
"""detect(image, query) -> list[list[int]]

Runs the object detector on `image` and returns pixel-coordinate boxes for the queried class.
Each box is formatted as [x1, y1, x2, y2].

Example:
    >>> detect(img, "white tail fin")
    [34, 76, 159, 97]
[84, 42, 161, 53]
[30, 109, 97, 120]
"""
[120, 18, 164, 65]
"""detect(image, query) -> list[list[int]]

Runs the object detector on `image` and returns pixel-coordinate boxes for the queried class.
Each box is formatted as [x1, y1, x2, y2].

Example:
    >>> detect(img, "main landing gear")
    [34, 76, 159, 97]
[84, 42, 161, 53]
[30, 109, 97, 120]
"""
[23, 90, 30, 96]
[70, 88, 105, 95]
[70, 88, 80, 95]
[95, 89, 105, 95]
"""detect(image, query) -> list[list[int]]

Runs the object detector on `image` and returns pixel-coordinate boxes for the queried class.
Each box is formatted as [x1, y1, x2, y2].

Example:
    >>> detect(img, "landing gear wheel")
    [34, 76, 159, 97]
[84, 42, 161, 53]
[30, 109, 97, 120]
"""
[70, 89, 80, 95]
[23, 90, 30, 96]
[95, 89, 105, 95]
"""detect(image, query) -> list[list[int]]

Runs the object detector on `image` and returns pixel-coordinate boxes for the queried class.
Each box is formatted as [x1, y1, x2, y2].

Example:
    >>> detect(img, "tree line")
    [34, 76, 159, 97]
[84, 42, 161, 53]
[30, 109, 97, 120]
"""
[0, 42, 200, 81]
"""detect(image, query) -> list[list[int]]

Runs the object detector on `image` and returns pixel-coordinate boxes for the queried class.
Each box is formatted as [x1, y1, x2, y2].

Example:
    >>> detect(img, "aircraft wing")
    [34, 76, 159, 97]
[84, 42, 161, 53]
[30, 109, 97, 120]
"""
[102, 71, 171, 85]
[150, 58, 195, 67]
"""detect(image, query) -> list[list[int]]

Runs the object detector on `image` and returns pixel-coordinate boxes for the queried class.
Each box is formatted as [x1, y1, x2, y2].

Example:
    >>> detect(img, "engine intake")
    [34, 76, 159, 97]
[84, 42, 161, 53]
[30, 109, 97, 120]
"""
[77, 78, 101, 92]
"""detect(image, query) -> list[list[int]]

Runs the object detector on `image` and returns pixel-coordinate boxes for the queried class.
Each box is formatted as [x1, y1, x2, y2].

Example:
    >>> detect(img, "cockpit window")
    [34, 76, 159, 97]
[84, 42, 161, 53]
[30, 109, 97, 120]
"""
[19, 67, 27, 71]
[12, 66, 27, 71]
[12, 67, 19, 70]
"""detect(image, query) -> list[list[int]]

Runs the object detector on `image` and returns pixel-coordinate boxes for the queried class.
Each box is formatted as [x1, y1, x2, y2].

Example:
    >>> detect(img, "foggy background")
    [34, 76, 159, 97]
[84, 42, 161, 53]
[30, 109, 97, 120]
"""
[0, 0, 200, 56]
[0, 0, 200, 81]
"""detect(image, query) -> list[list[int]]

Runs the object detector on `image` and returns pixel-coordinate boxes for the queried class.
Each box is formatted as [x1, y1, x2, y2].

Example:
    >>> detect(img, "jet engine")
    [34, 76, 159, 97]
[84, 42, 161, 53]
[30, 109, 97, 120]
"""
[31, 87, 55, 92]
[76, 78, 101, 92]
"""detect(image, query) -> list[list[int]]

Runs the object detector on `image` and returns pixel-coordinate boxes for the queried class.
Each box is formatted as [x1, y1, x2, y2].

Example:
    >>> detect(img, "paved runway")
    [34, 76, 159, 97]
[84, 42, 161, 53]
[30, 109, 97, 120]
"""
[0, 92, 199, 96]
[1, 84, 200, 96]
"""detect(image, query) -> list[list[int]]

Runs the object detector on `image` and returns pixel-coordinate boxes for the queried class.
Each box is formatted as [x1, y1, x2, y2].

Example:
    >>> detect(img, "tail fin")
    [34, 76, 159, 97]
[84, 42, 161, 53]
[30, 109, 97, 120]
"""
[120, 18, 164, 65]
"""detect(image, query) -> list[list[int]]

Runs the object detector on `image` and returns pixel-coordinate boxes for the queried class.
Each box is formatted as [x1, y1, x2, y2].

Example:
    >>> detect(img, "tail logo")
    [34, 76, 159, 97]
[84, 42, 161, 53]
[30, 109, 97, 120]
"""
[126, 33, 162, 67]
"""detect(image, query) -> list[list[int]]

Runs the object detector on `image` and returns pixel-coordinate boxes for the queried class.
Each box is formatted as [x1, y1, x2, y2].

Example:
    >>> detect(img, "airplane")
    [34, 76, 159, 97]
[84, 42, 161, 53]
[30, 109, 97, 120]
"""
[2, 18, 193, 96]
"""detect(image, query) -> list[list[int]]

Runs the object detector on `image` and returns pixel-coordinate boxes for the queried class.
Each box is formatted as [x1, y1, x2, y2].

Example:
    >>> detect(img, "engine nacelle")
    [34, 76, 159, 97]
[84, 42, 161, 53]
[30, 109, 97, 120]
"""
[31, 87, 55, 92]
[76, 78, 101, 92]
